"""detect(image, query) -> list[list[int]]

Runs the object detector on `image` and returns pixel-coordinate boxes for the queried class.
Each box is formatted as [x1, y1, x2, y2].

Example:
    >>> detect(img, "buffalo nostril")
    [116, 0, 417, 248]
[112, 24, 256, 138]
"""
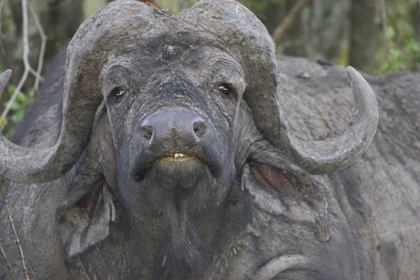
[193, 121, 206, 138]
[141, 125, 154, 140]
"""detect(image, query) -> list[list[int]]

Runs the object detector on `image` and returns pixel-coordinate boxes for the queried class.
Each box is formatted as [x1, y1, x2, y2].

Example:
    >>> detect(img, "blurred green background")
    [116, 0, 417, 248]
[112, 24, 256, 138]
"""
[0, 0, 419, 137]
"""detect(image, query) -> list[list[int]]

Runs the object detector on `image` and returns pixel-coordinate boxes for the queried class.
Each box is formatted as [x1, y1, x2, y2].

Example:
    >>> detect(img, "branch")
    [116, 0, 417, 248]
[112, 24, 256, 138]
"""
[0, 181, 29, 280]
[28, 2, 46, 90]
[0, 241, 17, 280]
[271, 0, 311, 44]
[379, 0, 391, 50]
[0, 0, 5, 35]
[0, 5, 32, 279]
[1, 0, 33, 132]
[0, 0, 5, 55]
[0, 38, 5, 56]
[80, 257, 91, 280]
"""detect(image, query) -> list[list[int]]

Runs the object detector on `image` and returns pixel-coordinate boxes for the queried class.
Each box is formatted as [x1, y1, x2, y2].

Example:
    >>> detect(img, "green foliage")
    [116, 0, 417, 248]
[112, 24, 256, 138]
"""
[378, 0, 420, 73]
[0, 86, 35, 136]
[379, 38, 420, 74]
[0, 10, 12, 29]
[242, 0, 283, 14]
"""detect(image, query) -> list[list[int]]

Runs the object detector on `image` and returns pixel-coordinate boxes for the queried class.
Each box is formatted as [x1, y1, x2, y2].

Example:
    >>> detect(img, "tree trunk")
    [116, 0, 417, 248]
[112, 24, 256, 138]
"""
[348, 0, 381, 72]
[302, 0, 350, 62]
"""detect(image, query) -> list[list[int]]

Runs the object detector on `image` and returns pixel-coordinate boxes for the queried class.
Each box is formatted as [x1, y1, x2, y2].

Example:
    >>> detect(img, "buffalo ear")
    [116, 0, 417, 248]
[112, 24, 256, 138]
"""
[58, 180, 116, 258]
[57, 108, 116, 258]
[242, 150, 329, 241]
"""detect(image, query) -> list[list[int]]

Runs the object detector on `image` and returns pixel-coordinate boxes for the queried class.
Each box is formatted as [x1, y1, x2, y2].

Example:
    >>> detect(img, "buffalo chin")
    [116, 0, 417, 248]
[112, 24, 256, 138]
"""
[141, 159, 216, 278]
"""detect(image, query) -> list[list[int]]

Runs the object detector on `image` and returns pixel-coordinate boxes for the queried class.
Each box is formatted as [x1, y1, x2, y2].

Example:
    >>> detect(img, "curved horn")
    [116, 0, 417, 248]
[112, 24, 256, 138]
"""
[0, 70, 12, 95]
[0, 1, 160, 183]
[185, 0, 378, 174]
[289, 67, 378, 174]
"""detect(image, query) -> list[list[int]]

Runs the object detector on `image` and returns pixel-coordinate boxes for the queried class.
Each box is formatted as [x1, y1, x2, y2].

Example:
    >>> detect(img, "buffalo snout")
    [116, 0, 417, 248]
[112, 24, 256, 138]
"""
[132, 107, 223, 184]
[139, 107, 207, 146]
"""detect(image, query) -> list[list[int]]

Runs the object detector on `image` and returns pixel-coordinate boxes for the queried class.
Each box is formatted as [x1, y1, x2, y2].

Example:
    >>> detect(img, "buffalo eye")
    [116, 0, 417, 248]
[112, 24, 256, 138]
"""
[217, 83, 234, 97]
[110, 87, 127, 101]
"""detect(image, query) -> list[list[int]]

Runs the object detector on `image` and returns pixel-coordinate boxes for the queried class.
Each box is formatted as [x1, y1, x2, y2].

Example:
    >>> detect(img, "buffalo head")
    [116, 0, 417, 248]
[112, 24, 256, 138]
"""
[0, 0, 378, 278]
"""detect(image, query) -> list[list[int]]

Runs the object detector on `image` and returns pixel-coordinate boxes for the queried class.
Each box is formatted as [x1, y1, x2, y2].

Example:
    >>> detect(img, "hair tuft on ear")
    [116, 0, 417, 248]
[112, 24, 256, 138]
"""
[242, 148, 330, 242]
[58, 180, 115, 258]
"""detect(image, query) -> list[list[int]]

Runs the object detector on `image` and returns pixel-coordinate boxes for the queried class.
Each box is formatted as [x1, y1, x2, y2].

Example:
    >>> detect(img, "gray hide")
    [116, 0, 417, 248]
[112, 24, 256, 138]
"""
[1, 55, 418, 279]
[277, 56, 420, 280]
[0, 2, 418, 280]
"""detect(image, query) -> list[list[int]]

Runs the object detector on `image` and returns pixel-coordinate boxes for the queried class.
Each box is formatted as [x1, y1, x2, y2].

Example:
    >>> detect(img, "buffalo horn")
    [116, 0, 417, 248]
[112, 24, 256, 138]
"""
[0, 70, 12, 96]
[288, 67, 378, 174]
[0, 1, 158, 183]
[187, 0, 379, 174]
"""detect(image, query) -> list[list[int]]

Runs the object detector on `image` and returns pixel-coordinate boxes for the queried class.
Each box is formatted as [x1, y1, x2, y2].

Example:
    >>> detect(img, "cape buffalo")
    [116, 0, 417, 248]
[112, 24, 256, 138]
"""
[277, 56, 420, 280]
[2, 0, 411, 279]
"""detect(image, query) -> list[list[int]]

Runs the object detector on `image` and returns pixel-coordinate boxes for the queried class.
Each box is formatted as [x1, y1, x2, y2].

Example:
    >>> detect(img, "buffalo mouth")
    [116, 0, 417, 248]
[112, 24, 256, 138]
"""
[131, 146, 221, 184]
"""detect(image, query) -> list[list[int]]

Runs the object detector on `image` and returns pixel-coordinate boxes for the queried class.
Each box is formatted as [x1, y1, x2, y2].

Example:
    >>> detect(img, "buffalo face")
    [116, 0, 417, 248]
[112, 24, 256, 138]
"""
[99, 37, 248, 269]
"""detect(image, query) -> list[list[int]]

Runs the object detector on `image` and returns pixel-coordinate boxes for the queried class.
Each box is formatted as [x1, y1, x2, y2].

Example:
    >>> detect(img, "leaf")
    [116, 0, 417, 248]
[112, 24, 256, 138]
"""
[10, 102, 21, 111]
[28, 88, 35, 100]
[16, 92, 26, 103]
[11, 109, 24, 123]
[8, 85, 17, 94]
[386, 26, 395, 39]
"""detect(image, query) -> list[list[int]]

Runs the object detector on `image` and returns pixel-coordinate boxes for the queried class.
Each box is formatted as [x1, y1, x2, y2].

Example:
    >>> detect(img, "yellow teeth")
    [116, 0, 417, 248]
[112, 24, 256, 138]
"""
[161, 153, 195, 162]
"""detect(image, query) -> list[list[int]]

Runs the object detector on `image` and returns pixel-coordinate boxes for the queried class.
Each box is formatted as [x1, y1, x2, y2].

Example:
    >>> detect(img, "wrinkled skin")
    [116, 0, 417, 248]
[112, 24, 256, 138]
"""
[2, 56, 413, 279]
[278, 56, 420, 280]
[0, 1, 396, 279]
[6, 54, 418, 280]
